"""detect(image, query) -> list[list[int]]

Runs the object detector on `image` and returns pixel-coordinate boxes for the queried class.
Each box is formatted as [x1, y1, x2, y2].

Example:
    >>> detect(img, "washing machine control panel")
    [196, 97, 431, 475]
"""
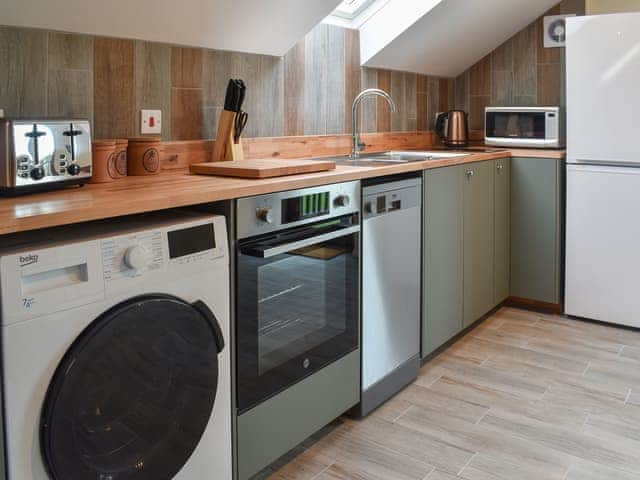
[0, 214, 227, 323]
[101, 231, 165, 282]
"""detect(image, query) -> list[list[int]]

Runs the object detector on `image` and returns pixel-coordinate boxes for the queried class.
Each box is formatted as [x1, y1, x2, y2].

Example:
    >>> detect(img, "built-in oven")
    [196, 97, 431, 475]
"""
[485, 106, 565, 148]
[235, 181, 360, 414]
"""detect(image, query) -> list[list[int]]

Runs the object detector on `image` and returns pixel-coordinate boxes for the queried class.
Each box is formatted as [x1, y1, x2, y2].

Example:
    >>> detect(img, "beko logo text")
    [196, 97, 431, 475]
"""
[19, 254, 38, 267]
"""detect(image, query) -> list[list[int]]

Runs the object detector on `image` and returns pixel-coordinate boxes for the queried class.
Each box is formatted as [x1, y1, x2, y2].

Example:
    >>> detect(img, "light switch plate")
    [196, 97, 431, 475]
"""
[141, 109, 162, 134]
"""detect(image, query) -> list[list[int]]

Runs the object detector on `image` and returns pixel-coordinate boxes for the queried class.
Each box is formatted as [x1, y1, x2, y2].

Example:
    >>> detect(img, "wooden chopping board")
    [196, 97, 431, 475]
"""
[189, 159, 336, 179]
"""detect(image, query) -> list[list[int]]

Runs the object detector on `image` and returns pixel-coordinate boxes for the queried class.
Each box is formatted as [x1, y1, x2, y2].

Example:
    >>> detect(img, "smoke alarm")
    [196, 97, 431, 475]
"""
[543, 14, 576, 48]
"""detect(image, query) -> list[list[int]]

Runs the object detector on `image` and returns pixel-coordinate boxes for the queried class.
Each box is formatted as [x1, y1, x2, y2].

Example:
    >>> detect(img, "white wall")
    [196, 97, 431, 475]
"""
[360, 0, 559, 77]
[0, 0, 341, 56]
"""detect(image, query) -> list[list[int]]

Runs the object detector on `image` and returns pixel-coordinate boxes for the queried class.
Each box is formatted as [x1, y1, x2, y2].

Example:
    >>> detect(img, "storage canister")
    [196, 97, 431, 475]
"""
[90, 140, 117, 183]
[114, 139, 129, 177]
[127, 137, 162, 176]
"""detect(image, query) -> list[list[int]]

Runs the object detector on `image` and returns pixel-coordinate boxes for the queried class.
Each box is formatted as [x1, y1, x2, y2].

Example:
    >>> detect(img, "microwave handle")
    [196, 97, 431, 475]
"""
[241, 225, 360, 259]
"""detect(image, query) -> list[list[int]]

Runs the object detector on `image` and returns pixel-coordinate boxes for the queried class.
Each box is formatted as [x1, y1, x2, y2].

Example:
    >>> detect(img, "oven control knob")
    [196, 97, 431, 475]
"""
[30, 167, 45, 181]
[334, 194, 350, 207]
[67, 163, 81, 176]
[256, 208, 274, 224]
[124, 245, 150, 270]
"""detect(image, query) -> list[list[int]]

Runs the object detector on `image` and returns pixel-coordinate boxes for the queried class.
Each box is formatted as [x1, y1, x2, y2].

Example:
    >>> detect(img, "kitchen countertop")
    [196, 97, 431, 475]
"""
[0, 148, 565, 236]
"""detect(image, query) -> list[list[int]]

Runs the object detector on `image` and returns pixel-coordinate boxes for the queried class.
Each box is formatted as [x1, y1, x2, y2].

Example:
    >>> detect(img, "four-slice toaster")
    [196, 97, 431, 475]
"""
[0, 119, 92, 195]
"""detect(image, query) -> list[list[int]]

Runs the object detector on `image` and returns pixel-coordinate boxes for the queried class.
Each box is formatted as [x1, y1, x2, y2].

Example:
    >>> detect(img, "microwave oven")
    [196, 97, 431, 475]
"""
[485, 106, 565, 149]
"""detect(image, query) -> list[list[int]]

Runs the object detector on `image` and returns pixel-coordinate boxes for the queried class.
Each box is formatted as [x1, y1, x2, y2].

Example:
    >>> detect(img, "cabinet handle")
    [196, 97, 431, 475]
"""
[466, 169, 474, 179]
[497, 163, 504, 174]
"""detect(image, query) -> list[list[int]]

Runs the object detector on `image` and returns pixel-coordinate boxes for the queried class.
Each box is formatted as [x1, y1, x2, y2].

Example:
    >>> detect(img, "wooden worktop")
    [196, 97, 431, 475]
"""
[0, 148, 564, 236]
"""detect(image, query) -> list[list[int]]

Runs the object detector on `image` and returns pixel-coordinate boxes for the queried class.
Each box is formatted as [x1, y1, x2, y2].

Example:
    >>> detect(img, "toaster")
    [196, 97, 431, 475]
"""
[0, 119, 92, 195]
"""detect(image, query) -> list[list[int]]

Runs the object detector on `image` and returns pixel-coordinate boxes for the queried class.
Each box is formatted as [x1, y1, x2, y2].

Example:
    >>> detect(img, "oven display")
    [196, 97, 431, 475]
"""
[168, 223, 215, 259]
[282, 192, 330, 224]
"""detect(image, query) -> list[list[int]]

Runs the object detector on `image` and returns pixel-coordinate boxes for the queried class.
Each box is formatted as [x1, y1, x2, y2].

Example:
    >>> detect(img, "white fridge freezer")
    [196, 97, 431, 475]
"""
[566, 164, 640, 327]
[565, 12, 640, 326]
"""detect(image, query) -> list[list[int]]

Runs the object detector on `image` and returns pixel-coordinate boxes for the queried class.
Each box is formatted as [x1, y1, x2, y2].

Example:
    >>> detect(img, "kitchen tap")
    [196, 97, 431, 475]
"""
[351, 89, 397, 159]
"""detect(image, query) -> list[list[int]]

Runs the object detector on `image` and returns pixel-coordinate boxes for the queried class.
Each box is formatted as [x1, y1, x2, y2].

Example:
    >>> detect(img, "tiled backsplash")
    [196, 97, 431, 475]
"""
[0, 1, 578, 141]
[0, 24, 450, 141]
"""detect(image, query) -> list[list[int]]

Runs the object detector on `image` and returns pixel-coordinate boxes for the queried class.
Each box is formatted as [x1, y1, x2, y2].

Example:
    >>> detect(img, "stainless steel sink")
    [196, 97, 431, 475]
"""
[360, 151, 469, 162]
[322, 150, 470, 166]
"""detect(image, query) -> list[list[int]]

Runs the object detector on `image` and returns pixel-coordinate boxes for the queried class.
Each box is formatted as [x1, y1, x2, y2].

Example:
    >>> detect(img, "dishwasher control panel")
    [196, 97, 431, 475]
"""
[363, 177, 421, 219]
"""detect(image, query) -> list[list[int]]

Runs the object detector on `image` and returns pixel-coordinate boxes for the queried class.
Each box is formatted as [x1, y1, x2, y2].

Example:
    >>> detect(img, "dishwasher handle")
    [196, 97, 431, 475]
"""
[240, 225, 360, 259]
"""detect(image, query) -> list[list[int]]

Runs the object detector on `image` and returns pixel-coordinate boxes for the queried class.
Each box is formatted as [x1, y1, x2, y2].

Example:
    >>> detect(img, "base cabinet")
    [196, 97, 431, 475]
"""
[422, 166, 464, 357]
[510, 157, 563, 305]
[463, 161, 496, 328]
[422, 159, 511, 357]
[494, 158, 511, 304]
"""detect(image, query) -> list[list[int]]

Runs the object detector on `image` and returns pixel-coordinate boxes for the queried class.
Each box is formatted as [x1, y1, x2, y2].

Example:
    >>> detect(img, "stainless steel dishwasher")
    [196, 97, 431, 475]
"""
[360, 175, 422, 416]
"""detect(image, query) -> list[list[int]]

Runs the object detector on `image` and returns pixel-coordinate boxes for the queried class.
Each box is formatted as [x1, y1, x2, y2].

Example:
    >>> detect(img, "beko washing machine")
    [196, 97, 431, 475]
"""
[0, 211, 232, 479]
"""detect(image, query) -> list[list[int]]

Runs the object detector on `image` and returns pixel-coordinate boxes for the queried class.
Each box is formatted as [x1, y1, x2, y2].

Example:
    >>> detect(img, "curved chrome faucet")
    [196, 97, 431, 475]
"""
[351, 88, 397, 159]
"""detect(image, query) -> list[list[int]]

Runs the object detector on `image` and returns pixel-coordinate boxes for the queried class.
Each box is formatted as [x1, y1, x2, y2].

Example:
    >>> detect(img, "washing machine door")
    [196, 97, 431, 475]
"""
[40, 294, 225, 480]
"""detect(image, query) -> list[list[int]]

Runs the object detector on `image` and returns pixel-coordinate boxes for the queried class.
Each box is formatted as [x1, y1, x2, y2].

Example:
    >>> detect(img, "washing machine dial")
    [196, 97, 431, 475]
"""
[124, 245, 150, 270]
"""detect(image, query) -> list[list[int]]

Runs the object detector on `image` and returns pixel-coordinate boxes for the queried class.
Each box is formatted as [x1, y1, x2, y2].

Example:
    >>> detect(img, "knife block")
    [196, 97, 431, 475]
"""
[212, 109, 244, 162]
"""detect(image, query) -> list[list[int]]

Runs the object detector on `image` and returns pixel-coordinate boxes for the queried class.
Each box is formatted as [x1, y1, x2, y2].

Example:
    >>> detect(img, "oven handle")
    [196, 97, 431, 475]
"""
[242, 225, 360, 258]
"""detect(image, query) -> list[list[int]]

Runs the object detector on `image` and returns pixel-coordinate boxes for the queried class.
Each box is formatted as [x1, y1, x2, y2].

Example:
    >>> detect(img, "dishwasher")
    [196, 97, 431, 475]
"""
[360, 175, 422, 416]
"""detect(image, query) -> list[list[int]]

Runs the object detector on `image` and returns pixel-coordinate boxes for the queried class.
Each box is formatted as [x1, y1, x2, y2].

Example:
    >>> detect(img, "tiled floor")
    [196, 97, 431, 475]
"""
[264, 307, 640, 479]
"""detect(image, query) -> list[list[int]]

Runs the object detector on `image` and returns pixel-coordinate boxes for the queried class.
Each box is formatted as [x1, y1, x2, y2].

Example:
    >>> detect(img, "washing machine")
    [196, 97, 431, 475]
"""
[0, 211, 232, 479]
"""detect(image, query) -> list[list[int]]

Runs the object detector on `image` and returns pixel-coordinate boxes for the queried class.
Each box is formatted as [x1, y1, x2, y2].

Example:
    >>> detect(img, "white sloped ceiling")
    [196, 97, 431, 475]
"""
[360, 0, 561, 77]
[0, 0, 341, 56]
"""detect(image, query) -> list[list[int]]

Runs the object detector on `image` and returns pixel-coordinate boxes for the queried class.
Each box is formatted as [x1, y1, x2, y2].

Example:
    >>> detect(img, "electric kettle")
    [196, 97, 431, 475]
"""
[435, 110, 469, 147]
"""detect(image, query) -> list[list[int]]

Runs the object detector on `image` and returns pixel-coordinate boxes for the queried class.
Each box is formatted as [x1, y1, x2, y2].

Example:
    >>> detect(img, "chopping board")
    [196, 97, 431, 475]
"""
[189, 159, 336, 179]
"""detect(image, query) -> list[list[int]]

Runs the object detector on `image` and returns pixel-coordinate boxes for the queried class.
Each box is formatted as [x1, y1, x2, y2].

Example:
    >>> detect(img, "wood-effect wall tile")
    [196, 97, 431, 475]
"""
[47, 33, 93, 120]
[171, 88, 203, 140]
[491, 69, 514, 106]
[428, 77, 441, 130]
[94, 37, 134, 138]
[377, 69, 391, 132]
[537, 63, 562, 106]
[344, 28, 361, 134]
[491, 39, 513, 71]
[171, 47, 202, 88]
[326, 25, 346, 135]
[438, 78, 450, 113]
[360, 67, 378, 133]
[283, 39, 305, 136]
[390, 71, 406, 132]
[447, 78, 455, 110]
[135, 41, 171, 139]
[513, 22, 538, 98]
[405, 73, 417, 131]
[454, 71, 469, 112]
[48, 32, 92, 69]
[0, 27, 48, 117]
[417, 74, 429, 131]
[304, 24, 328, 135]
[470, 54, 491, 96]
[48, 70, 92, 118]
[470, 95, 490, 131]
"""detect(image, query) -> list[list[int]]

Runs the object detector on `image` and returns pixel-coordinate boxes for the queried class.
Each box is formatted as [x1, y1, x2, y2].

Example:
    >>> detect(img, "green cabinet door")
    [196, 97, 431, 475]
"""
[422, 165, 464, 358]
[463, 160, 495, 328]
[510, 157, 563, 304]
[494, 158, 511, 304]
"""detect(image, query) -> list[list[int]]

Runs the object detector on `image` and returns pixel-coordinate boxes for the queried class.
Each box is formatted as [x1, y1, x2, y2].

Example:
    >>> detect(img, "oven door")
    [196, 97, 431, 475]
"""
[236, 214, 360, 413]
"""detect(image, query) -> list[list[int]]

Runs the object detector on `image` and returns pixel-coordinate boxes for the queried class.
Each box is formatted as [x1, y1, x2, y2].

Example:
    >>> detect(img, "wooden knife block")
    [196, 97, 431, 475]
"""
[212, 109, 244, 162]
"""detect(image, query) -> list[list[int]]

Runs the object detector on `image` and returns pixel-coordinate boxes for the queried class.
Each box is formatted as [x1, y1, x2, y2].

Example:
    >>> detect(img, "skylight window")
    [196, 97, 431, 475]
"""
[332, 0, 377, 20]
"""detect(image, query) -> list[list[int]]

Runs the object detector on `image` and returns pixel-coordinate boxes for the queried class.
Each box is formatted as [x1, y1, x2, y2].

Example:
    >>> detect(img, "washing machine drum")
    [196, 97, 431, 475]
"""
[40, 294, 225, 480]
